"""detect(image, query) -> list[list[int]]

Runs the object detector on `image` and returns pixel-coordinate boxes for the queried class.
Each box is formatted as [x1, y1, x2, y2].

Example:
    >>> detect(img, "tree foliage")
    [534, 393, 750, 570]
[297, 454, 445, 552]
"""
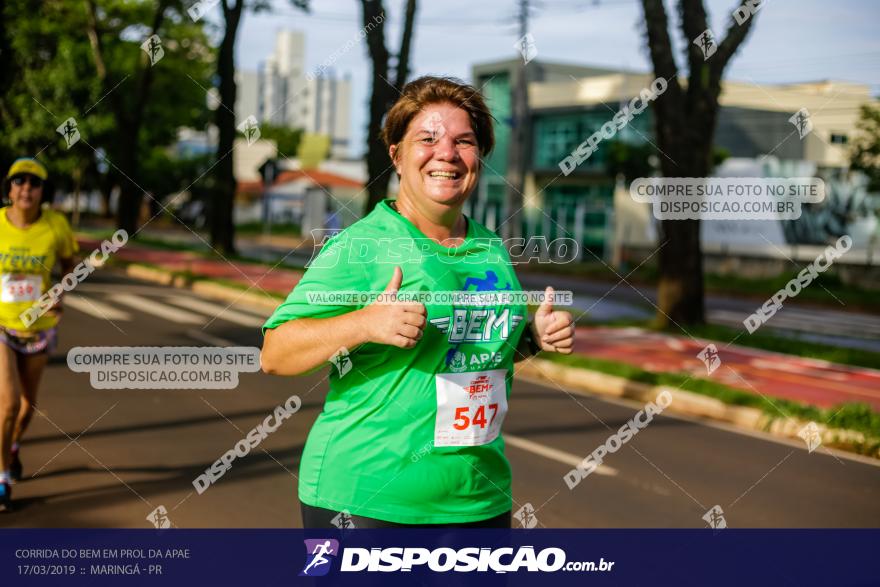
[850, 103, 880, 192]
[259, 124, 304, 159]
[0, 0, 214, 227]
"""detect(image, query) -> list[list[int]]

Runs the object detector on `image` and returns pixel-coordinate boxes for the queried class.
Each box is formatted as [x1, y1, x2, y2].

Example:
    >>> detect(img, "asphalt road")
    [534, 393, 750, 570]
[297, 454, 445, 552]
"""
[3, 273, 878, 528]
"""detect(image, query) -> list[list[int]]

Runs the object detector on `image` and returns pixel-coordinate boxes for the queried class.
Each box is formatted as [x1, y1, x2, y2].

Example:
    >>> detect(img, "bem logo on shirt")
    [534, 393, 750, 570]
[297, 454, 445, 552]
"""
[430, 308, 523, 343]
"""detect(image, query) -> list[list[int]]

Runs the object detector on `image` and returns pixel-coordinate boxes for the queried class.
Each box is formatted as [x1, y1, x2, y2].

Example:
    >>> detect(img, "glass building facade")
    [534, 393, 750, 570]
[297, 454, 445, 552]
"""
[472, 68, 653, 257]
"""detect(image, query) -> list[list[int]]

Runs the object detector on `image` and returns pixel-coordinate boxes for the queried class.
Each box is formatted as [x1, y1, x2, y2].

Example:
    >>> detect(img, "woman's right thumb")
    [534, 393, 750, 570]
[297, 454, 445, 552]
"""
[384, 266, 403, 294]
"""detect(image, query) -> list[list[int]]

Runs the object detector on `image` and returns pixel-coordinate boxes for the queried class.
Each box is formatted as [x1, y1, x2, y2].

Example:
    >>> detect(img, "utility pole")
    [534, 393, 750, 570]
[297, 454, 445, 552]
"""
[504, 0, 531, 242]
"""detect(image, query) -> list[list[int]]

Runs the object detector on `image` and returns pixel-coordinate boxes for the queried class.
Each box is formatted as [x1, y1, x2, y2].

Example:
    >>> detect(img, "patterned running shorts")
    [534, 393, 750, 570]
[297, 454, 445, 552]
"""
[0, 327, 57, 355]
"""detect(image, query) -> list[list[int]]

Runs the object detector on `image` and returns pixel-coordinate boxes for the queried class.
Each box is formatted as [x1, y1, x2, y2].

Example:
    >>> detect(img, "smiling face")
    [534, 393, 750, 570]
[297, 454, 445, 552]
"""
[390, 102, 482, 210]
[8, 174, 43, 214]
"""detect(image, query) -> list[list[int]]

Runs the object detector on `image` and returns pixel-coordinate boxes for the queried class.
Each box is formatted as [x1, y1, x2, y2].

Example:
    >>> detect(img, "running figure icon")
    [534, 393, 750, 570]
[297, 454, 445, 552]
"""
[300, 539, 338, 576]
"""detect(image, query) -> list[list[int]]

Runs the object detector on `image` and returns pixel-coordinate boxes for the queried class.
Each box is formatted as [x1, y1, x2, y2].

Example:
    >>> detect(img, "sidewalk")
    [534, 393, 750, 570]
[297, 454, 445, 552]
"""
[574, 327, 880, 411]
[79, 236, 303, 296]
[79, 235, 880, 413]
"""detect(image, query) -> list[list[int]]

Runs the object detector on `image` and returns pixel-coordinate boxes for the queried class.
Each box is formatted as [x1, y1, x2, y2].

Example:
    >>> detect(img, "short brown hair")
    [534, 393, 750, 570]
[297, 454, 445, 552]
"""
[381, 76, 495, 158]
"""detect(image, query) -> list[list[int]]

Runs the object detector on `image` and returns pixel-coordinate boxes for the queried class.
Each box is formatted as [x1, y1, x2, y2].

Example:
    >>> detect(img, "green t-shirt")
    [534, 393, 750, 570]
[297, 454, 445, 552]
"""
[263, 199, 528, 524]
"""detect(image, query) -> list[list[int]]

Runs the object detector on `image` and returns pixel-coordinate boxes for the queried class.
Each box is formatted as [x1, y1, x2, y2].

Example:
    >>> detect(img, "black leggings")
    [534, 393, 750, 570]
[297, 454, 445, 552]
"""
[301, 502, 511, 529]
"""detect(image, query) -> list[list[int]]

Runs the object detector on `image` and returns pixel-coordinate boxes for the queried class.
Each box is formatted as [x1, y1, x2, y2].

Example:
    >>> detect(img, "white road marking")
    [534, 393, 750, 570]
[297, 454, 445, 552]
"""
[168, 296, 266, 328]
[113, 294, 204, 325]
[504, 433, 618, 477]
[185, 329, 239, 347]
[65, 294, 132, 321]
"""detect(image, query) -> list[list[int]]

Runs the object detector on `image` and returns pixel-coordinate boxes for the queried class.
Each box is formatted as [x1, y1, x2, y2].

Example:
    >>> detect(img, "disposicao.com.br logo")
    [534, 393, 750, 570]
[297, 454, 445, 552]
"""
[299, 540, 614, 575]
[300, 539, 340, 577]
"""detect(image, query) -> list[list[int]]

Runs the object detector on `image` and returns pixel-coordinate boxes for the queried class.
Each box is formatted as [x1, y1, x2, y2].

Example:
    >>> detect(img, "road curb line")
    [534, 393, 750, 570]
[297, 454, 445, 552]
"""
[115, 262, 284, 312]
[515, 358, 877, 458]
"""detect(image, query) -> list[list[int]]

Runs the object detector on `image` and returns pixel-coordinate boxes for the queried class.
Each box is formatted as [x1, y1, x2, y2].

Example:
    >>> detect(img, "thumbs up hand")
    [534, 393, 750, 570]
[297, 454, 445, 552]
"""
[383, 265, 404, 298]
[532, 286, 574, 354]
[359, 266, 427, 349]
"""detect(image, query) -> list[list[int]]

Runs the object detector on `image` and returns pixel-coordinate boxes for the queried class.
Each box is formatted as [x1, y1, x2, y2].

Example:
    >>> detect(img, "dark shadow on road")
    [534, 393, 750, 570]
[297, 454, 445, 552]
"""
[4, 442, 305, 527]
[24, 403, 324, 445]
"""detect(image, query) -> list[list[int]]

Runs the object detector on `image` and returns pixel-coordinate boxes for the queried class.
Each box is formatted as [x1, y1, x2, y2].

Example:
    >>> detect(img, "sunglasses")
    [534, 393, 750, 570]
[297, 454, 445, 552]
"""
[11, 175, 44, 188]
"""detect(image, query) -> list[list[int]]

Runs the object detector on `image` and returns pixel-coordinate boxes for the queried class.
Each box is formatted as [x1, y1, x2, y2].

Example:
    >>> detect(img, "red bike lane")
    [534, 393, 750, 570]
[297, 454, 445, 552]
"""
[80, 237, 304, 295]
[573, 327, 880, 410]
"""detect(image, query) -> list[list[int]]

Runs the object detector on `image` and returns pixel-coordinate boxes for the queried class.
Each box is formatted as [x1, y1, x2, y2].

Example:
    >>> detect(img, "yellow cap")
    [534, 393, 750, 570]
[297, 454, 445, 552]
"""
[6, 158, 48, 181]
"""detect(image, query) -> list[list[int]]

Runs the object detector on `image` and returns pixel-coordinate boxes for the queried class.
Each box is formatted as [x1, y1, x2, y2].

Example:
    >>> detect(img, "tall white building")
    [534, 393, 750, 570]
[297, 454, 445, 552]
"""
[236, 30, 352, 157]
[235, 69, 259, 124]
[259, 30, 307, 127]
[303, 73, 352, 158]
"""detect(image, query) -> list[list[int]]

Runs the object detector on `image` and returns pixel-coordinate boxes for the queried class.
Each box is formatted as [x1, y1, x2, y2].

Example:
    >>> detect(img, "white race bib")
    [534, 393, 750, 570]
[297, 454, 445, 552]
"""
[434, 369, 508, 447]
[1, 274, 42, 303]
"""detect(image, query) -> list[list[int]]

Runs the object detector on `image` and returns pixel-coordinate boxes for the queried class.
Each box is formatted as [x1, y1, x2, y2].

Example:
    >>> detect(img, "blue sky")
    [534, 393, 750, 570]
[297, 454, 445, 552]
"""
[233, 0, 880, 157]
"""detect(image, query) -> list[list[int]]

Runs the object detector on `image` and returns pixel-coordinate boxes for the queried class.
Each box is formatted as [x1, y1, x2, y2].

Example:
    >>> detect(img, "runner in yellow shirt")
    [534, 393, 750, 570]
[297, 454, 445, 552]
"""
[0, 158, 78, 512]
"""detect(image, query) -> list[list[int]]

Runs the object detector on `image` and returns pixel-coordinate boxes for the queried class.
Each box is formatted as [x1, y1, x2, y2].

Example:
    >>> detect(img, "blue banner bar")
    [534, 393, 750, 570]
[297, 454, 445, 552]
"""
[2, 529, 875, 586]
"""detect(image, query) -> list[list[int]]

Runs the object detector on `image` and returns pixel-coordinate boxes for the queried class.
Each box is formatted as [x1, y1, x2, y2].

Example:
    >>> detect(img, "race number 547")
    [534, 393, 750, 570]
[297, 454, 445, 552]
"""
[435, 369, 508, 447]
[453, 403, 499, 430]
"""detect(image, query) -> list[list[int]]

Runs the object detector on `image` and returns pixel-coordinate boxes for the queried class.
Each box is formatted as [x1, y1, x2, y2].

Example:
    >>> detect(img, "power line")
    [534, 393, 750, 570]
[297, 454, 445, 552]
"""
[270, 7, 506, 27]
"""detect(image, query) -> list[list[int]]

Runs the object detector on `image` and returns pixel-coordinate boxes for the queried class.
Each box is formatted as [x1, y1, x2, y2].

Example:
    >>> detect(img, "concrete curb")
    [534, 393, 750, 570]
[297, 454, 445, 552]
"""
[515, 358, 877, 459]
[118, 262, 284, 312]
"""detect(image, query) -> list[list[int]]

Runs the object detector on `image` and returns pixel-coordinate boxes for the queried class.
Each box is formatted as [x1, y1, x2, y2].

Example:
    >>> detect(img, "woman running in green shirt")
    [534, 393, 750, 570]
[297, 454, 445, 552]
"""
[261, 76, 575, 528]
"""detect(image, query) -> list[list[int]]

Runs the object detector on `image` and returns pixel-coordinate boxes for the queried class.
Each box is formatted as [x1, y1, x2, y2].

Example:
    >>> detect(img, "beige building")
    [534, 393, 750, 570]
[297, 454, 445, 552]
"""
[528, 74, 871, 168]
[471, 58, 878, 258]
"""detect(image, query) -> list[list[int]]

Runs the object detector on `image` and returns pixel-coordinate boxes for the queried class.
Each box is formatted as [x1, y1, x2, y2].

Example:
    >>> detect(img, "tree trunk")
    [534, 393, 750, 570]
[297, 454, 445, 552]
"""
[640, 0, 758, 326]
[85, 0, 168, 235]
[656, 220, 705, 325]
[72, 165, 82, 228]
[210, 0, 243, 255]
[653, 104, 714, 326]
[364, 80, 393, 214]
[361, 0, 417, 215]
[115, 136, 142, 234]
[99, 174, 115, 218]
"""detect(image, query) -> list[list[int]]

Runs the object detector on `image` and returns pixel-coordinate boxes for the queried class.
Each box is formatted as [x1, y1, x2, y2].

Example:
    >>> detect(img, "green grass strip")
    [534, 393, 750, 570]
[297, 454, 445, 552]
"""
[542, 351, 880, 443]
